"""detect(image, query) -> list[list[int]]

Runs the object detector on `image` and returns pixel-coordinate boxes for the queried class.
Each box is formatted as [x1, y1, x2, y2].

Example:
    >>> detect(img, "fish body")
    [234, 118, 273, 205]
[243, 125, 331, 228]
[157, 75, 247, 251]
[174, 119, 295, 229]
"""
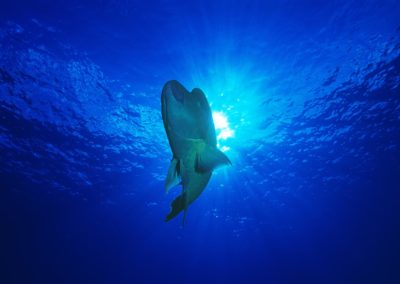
[161, 80, 231, 222]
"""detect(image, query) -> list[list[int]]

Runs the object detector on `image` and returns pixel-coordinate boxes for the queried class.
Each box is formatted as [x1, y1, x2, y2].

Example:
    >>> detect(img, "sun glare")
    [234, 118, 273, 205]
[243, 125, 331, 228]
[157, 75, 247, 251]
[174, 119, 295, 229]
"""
[212, 111, 234, 151]
[213, 111, 228, 129]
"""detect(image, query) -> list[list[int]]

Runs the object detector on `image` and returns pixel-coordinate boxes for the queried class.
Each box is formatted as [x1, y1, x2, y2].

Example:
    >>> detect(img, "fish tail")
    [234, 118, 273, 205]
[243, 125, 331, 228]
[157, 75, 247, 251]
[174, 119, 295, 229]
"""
[165, 193, 186, 222]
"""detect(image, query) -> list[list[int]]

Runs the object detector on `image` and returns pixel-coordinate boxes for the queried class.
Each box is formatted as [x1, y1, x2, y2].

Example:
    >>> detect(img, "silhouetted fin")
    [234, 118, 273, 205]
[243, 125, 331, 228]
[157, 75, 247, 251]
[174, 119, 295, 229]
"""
[196, 145, 231, 173]
[165, 193, 186, 222]
[165, 158, 180, 193]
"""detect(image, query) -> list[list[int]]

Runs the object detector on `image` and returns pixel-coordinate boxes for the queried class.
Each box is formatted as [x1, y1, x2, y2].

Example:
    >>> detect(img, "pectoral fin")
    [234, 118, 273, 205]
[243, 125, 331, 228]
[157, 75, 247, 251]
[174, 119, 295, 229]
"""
[196, 145, 232, 173]
[165, 158, 180, 193]
[165, 160, 190, 224]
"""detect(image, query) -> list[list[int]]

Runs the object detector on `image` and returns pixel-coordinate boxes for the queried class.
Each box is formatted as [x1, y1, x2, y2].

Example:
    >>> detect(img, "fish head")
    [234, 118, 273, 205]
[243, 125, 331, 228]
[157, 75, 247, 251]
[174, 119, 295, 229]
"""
[161, 80, 217, 145]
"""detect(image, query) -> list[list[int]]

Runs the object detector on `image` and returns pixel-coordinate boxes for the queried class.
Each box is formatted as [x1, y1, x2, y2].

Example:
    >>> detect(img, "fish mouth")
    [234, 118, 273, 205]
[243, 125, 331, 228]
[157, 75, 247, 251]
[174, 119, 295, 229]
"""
[163, 80, 186, 103]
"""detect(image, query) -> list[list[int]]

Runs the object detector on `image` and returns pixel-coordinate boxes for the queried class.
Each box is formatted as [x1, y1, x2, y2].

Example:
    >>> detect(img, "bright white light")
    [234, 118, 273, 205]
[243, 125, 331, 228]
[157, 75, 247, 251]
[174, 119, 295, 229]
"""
[212, 111, 234, 151]
[218, 129, 234, 140]
[220, 146, 230, 152]
[213, 111, 228, 129]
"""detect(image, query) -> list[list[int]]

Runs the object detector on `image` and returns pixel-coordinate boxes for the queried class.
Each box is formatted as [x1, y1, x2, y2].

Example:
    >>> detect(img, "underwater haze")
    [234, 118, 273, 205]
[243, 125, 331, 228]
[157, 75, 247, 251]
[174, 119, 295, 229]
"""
[1, 0, 400, 283]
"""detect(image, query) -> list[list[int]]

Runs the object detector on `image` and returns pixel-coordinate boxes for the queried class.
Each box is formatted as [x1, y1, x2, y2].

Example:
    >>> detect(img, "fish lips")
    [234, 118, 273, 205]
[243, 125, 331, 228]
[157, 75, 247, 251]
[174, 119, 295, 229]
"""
[163, 80, 187, 104]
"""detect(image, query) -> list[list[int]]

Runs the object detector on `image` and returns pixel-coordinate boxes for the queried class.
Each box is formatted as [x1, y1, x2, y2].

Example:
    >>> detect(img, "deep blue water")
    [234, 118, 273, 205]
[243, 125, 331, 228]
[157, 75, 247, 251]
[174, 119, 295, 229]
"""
[1, 0, 400, 283]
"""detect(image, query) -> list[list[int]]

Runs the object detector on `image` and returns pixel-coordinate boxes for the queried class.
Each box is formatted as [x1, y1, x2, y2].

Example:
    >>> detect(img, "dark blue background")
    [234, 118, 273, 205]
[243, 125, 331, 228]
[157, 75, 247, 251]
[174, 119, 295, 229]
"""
[1, 1, 400, 283]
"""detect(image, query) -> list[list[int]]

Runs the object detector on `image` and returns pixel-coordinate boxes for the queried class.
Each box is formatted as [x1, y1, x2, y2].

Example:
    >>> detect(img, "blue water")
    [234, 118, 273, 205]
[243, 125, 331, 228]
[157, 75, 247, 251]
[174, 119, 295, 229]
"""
[1, 0, 400, 283]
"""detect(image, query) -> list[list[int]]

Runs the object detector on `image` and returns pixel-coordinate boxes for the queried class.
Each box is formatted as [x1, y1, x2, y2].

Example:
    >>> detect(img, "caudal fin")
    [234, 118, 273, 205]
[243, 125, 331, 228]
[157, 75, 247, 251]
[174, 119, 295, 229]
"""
[165, 193, 186, 222]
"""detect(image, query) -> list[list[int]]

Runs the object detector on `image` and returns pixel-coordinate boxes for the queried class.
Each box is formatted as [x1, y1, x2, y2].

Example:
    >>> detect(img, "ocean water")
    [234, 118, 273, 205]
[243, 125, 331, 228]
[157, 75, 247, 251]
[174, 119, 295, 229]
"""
[1, 0, 400, 283]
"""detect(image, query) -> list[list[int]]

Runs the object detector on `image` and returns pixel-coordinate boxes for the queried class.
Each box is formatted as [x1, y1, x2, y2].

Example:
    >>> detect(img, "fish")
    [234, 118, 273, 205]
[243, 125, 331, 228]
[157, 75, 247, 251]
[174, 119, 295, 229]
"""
[161, 80, 231, 223]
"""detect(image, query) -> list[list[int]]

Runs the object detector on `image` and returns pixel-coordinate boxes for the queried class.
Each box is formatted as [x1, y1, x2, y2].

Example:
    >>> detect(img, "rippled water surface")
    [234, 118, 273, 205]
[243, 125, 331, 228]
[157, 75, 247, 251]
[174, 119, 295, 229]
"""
[1, 1, 400, 283]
